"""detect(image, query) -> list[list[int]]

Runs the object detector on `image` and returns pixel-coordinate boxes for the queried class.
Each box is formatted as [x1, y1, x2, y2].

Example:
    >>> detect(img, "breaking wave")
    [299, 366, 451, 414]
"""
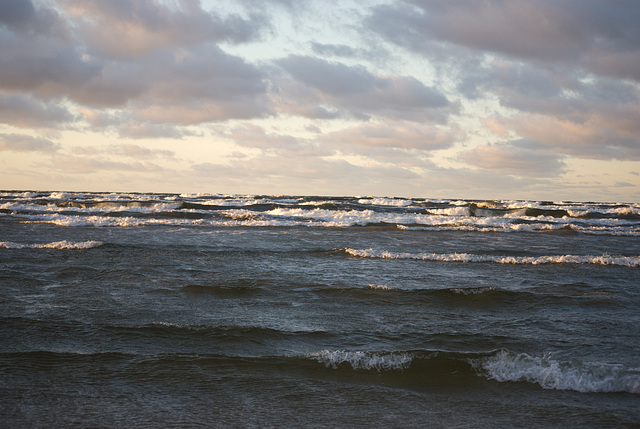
[306, 349, 640, 394]
[344, 248, 640, 267]
[307, 350, 413, 371]
[475, 350, 640, 394]
[1, 192, 638, 236]
[0, 240, 103, 249]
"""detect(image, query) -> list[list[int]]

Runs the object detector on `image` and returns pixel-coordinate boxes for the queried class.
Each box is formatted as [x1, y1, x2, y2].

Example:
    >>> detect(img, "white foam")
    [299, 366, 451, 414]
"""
[427, 207, 470, 216]
[477, 350, 640, 393]
[344, 248, 640, 267]
[357, 198, 413, 207]
[48, 191, 71, 199]
[1, 193, 637, 235]
[0, 240, 103, 249]
[308, 350, 412, 371]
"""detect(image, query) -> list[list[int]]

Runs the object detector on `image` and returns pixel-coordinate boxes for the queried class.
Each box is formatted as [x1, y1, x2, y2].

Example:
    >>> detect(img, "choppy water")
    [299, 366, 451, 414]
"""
[1, 191, 639, 427]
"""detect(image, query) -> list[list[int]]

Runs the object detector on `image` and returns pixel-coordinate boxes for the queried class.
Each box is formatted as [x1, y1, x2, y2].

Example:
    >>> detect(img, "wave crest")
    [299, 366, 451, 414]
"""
[475, 350, 640, 394]
[344, 248, 640, 267]
[0, 240, 103, 249]
[308, 350, 412, 371]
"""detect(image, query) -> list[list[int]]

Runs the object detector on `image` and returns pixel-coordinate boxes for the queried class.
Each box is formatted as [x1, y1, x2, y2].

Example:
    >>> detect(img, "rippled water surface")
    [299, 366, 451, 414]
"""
[1, 192, 639, 427]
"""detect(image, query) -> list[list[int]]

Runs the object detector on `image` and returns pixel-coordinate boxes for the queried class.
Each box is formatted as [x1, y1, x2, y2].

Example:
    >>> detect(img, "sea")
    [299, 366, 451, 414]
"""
[0, 191, 638, 428]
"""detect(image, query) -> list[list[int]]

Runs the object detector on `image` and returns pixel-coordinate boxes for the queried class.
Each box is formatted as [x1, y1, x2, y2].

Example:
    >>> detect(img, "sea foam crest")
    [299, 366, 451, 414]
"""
[357, 198, 413, 207]
[477, 350, 640, 394]
[0, 240, 103, 249]
[344, 248, 640, 267]
[308, 350, 412, 371]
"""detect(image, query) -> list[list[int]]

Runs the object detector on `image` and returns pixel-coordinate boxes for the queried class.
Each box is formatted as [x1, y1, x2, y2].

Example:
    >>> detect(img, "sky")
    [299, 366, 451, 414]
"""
[1, 0, 639, 201]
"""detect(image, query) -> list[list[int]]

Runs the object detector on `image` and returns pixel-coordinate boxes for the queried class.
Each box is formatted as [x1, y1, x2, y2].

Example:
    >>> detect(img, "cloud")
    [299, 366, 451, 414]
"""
[0, 0, 272, 124]
[73, 144, 175, 160]
[369, 0, 640, 82]
[276, 55, 452, 122]
[226, 124, 327, 156]
[322, 121, 457, 151]
[47, 154, 166, 175]
[0, 0, 70, 37]
[70, 44, 271, 120]
[458, 141, 566, 177]
[191, 154, 421, 196]
[0, 133, 59, 153]
[507, 113, 640, 161]
[57, 0, 267, 58]
[0, 94, 75, 128]
[0, 0, 35, 30]
[0, 35, 99, 97]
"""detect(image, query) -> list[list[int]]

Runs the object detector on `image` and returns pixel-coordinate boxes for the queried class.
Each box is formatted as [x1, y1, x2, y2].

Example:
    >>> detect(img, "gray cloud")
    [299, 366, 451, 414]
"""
[369, 0, 640, 82]
[57, 0, 267, 58]
[278, 55, 378, 97]
[0, 0, 35, 30]
[277, 55, 452, 122]
[0, 133, 59, 153]
[0, 94, 75, 128]
[73, 44, 271, 121]
[0, 0, 272, 125]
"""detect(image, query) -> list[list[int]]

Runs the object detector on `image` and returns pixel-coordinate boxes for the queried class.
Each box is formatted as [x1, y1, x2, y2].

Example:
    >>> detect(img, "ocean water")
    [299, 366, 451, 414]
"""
[0, 191, 638, 428]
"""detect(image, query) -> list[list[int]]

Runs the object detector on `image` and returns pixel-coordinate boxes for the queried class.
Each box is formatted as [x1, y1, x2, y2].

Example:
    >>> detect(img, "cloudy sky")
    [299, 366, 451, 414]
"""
[1, 0, 639, 201]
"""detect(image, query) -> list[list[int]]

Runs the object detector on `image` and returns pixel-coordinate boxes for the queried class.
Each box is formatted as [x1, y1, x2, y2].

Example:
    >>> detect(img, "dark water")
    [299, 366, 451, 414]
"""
[1, 192, 639, 427]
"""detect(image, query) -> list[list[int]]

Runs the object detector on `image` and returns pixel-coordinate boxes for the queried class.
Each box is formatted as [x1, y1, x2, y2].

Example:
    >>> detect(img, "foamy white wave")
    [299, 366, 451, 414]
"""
[308, 350, 412, 371]
[357, 198, 413, 207]
[0, 201, 181, 214]
[344, 248, 640, 267]
[266, 207, 381, 226]
[477, 350, 640, 394]
[503, 201, 542, 209]
[264, 207, 509, 228]
[0, 240, 103, 249]
[47, 191, 71, 199]
[427, 207, 470, 216]
[16, 213, 200, 227]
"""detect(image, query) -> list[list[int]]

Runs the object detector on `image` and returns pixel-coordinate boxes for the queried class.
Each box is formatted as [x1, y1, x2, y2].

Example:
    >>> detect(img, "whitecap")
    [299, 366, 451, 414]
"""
[357, 198, 413, 207]
[344, 248, 640, 267]
[308, 350, 412, 371]
[475, 350, 640, 394]
[0, 240, 103, 249]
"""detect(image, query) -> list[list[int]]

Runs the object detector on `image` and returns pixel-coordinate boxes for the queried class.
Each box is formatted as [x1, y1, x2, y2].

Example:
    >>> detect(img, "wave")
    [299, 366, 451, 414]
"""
[1, 192, 638, 235]
[357, 197, 414, 207]
[306, 349, 640, 394]
[474, 350, 640, 394]
[180, 284, 264, 297]
[308, 350, 413, 371]
[344, 248, 640, 267]
[3, 346, 637, 395]
[0, 240, 103, 249]
[312, 284, 616, 310]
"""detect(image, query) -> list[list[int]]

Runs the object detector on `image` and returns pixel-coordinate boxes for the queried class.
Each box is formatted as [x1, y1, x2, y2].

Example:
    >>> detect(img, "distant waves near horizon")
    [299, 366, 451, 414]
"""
[1, 191, 639, 427]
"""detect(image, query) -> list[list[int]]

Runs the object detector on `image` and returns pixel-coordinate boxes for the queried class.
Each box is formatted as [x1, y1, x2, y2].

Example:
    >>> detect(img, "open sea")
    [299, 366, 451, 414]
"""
[0, 191, 638, 428]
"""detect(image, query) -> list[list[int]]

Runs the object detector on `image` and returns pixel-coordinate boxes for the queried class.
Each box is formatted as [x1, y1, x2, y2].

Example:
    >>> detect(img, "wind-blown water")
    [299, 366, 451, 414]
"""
[1, 191, 638, 427]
